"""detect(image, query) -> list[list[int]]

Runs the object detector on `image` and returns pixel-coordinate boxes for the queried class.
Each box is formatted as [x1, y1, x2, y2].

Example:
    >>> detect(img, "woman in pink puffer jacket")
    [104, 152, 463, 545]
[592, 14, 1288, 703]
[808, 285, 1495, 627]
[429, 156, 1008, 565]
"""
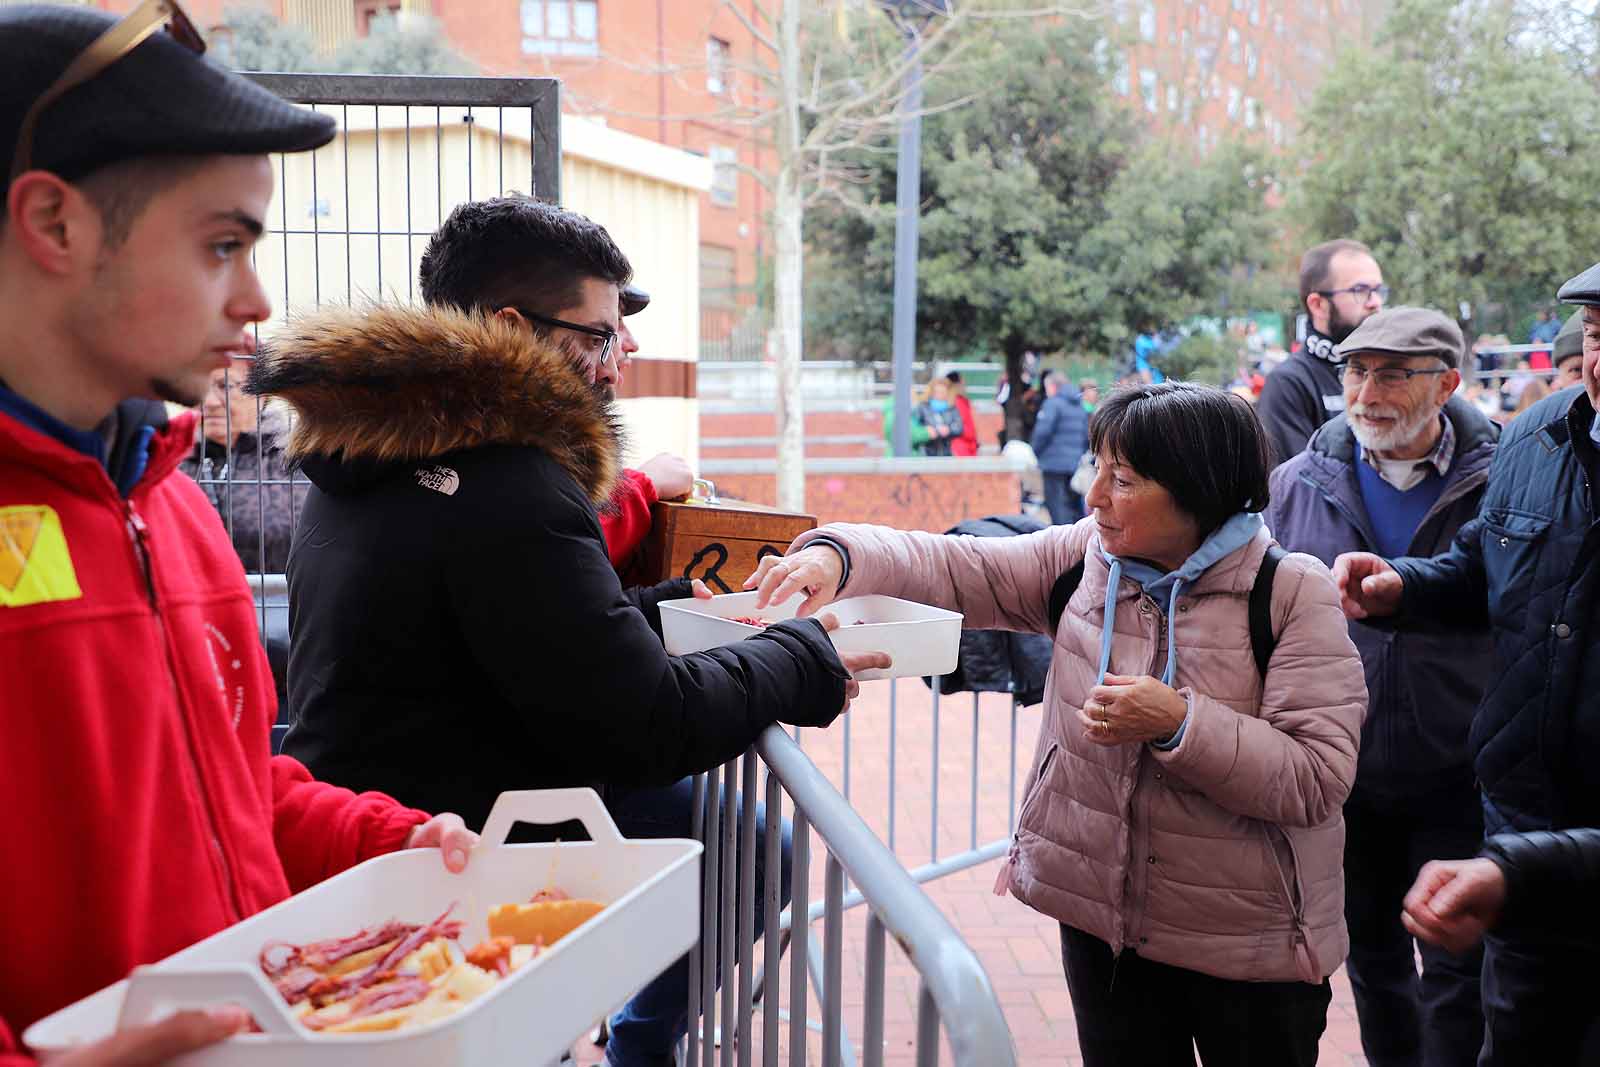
[748, 383, 1367, 1066]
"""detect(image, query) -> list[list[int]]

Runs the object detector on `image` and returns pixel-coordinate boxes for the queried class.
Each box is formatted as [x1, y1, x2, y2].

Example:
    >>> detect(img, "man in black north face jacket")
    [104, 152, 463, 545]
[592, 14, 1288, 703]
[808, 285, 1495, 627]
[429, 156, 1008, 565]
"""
[1335, 265, 1600, 1067]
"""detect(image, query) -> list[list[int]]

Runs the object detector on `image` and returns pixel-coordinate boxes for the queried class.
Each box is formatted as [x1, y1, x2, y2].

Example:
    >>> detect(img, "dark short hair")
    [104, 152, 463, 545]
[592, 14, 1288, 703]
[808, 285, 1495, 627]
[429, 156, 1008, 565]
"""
[1088, 382, 1272, 536]
[1299, 238, 1374, 309]
[418, 195, 632, 316]
[76, 155, 207, 248]
[944, 370, 963, 384]
[0, 154, 204, 248]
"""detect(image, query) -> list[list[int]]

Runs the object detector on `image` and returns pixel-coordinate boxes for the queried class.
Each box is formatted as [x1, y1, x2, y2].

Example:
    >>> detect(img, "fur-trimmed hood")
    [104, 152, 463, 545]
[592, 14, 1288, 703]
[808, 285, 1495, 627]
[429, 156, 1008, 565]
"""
[246, 303, 621, 506]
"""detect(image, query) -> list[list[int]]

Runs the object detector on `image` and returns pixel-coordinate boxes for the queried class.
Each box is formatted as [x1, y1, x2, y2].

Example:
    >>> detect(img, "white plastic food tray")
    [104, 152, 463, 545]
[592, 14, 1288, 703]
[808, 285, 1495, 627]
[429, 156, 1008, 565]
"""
[659, 591, 962, 681]
[26, 789, 701, 1067]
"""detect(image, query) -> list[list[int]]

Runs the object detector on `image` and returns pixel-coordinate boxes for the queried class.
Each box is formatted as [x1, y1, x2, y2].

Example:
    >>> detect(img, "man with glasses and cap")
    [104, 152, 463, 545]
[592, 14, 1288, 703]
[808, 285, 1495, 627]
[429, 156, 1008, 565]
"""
[1260, 238, 1389, 469]
[1336, 268, 1600, 1065]
[0, 5, 479, 1063]
[254, 194, 886, 1067]
[1266, 307, 1497, 1067]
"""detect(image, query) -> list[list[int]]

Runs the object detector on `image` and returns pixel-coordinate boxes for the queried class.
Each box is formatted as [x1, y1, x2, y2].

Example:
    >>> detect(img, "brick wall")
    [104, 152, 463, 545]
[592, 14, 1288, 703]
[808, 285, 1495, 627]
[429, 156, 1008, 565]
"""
[714, 469, 1023, 533]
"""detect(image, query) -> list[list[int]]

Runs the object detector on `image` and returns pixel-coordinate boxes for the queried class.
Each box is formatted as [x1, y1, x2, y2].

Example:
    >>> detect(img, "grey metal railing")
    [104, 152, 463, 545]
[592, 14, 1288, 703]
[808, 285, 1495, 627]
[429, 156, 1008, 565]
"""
[686, 726, 1016, 1067]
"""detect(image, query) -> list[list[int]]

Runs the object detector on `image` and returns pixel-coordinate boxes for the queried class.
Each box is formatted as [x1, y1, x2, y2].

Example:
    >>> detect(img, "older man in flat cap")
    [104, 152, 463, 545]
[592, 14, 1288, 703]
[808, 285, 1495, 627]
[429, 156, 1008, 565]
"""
[0, 5, 477, 1063]
[1267, 307, 1496, 1067]
[1337, 274, 1600, 1064]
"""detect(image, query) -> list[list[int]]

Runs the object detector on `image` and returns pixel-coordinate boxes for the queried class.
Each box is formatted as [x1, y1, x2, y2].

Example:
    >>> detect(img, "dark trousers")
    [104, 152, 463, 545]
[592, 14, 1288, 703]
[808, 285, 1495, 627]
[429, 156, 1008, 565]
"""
[1059, 924, 1331, 1067]
[1343, 788, 1486, 1067]
[1478, 932, 1600, 1067]
[1042, 471, 1084, 527]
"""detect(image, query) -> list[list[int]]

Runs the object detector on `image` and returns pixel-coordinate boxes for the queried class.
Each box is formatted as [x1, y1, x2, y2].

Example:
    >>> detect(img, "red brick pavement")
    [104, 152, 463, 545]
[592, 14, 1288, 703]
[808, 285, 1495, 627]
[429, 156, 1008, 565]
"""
[576, 682, 1372, 1065]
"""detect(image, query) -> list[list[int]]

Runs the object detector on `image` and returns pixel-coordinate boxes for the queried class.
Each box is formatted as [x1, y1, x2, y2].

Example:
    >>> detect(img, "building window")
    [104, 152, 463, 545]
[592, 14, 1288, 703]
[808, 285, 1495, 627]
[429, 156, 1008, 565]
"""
[521, 0, 598, 57]
[356, 0, 401, 35]
[1139, 69, 1159, 113]
[1245, 42, 1257, 78]
[709, 145, 738, 207]
[1227, 27, 1241, 64]
[700, 244, 738, 310]
[707, 36, 730, 94]
[1139, 2, 1156, 41]
[1113, 60, 1131, 98]
[1244, 97, 1258, 128]
[1227, 85, 1241, 120]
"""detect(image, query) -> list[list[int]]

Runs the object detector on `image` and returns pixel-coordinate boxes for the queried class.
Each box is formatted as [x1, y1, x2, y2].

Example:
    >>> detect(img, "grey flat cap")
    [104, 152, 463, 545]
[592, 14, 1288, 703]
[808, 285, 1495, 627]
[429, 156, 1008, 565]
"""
[1554, 309, 1584, 364]
[1, 4, 335, 195]
[1557, 261, 1600, 307]
[1334, 306, 1464, 368]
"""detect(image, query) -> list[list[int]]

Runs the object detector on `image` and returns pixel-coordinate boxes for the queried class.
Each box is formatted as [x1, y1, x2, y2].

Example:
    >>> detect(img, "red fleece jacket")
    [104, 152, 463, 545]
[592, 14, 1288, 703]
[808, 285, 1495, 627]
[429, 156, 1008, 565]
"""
[601, 468, 658, 568]
[0, 410, 428, 1063]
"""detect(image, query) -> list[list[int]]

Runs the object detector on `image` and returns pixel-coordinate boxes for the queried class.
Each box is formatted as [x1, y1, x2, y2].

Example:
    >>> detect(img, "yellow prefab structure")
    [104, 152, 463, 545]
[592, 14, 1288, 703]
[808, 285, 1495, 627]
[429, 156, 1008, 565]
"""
[254, 107, 710, 469]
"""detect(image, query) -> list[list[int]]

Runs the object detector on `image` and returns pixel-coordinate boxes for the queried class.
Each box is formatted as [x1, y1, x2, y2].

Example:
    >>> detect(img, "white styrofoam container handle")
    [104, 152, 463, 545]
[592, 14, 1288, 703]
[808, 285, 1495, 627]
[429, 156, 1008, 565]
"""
[476, 788, 625, 851]
[117, 964, 301, 1036]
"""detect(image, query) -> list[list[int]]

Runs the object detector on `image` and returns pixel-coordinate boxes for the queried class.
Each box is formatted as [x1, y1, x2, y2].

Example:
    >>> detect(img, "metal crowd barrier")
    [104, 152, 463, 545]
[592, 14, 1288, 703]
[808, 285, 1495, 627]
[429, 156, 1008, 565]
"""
[686, 726, 1016, 1067]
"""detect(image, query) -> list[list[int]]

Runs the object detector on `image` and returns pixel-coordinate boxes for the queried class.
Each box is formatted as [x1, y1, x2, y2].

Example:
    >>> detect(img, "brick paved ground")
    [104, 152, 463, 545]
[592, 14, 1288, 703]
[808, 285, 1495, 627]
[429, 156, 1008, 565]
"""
[576, 682, 1372, 1065]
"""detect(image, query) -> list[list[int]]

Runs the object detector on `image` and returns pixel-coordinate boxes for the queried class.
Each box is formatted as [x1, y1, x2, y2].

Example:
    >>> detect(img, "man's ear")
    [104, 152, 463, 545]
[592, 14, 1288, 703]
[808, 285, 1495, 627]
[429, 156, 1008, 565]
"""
[1440, 367, 1462, 402]
[1305, 292, 1327, 328]
[5, 172, 98, 276]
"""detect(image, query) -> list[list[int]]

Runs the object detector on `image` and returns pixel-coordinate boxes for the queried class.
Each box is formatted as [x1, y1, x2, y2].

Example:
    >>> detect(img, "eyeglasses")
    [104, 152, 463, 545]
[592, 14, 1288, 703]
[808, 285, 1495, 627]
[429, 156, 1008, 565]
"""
[1338, 361, 1449, 389]
[1317, 283, 1391, 304]
[10, 0, 205, 185]
[512, 308, 617, 370]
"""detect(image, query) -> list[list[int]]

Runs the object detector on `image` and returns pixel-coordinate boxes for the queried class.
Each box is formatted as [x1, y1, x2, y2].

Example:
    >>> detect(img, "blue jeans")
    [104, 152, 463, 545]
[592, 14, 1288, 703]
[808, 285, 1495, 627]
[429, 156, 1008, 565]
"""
[603, 777, 793, 1067]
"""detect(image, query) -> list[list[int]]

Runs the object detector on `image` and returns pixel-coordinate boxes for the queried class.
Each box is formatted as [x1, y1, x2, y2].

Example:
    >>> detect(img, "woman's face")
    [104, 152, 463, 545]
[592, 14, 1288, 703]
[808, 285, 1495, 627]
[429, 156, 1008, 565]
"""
[1082, 450, 1203, 569]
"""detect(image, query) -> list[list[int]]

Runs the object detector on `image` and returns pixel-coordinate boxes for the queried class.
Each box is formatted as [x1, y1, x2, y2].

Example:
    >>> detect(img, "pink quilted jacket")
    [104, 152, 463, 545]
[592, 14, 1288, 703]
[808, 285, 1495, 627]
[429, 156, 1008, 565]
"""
[793, 518, 1367, 983]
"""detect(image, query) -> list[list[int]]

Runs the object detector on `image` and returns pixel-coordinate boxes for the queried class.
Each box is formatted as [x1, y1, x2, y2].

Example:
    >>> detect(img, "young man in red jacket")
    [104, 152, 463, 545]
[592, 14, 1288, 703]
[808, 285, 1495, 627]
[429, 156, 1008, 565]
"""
[0, 6, 474, 1064]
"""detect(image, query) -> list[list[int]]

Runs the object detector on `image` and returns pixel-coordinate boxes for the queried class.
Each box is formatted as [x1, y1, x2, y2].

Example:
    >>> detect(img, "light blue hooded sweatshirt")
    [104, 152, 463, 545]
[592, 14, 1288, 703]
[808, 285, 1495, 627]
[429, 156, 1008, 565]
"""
[1094, 511, 1265, 748]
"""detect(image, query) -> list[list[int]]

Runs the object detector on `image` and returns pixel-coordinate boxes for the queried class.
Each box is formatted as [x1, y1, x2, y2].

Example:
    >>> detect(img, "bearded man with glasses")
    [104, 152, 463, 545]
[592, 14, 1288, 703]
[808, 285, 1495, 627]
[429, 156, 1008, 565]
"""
[1266, 307, 1497, 1067]
[1260, 238, 1389, 469]
[0, 6, 482, 1063]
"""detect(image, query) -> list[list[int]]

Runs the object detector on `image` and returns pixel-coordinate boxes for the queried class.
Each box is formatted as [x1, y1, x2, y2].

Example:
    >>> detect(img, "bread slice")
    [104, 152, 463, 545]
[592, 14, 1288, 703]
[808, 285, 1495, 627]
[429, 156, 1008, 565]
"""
[487, 899, 604, 946]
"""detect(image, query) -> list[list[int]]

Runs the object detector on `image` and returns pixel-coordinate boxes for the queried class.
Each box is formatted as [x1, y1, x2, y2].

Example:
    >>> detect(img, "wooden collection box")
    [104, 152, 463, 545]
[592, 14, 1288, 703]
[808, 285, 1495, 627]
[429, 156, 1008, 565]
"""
[637, 497, 817, 593]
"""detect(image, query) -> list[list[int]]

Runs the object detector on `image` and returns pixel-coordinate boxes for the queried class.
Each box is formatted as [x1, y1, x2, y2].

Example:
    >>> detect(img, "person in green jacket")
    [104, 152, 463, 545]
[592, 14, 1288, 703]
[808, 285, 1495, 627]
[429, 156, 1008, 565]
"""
[882, 395, 930, 456]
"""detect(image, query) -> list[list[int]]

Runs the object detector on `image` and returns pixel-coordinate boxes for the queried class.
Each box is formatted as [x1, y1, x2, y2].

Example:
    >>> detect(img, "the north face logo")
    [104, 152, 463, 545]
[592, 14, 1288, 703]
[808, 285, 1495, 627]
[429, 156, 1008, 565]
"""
[415, 465, 460, 496]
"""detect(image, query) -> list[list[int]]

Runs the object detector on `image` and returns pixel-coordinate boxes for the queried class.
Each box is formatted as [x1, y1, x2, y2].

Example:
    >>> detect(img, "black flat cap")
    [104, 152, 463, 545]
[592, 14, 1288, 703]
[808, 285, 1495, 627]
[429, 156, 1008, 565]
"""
[1, 4, 335, 195]
[1557, 261, 1600, 307]
[1554, 309, 1584, 364]
[621, 284, 650, 316]
[1334, 306, 1464, 368]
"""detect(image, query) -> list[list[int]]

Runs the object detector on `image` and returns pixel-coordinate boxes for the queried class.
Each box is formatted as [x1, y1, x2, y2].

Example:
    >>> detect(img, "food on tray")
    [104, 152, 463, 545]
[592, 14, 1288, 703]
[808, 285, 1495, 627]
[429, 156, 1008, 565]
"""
[259, 888, 605, 1033]
[731, 615, 773, 627]
[488, 897, 606, 947]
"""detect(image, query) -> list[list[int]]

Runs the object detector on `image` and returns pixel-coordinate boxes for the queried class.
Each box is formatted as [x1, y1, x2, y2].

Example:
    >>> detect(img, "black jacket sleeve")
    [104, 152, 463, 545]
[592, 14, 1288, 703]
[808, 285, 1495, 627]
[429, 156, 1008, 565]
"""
[1390, 516, 1491, 629]
[622, 578, 695, 638]
[1257, 364, 1320, 468]
[444, 453, 849, 787]
[1482, 829, 1600, 938]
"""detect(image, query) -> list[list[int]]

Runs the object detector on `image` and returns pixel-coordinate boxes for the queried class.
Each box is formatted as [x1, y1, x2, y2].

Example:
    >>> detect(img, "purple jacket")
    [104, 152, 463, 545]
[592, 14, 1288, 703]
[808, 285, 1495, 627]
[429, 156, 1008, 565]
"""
[1264, 395, 1497, 800]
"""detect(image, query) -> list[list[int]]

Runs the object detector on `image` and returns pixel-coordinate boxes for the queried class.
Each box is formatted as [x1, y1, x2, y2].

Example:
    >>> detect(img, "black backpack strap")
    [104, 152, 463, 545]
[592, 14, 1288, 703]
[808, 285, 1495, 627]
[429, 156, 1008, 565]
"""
[1047, 561, 1086, 633]
[1249, 544, 1287, 679]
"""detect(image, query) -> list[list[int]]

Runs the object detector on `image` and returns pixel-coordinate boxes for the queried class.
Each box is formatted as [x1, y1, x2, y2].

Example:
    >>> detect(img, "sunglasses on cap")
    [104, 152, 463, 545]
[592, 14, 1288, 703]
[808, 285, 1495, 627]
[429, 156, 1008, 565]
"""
[10, 0, 205, 185]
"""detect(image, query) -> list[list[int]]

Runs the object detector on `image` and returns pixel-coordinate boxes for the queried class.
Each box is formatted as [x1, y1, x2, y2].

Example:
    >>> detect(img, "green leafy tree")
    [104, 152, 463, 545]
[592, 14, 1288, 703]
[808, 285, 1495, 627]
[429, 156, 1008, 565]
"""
[331, 14, 475, 76]
[214, 7, 474, 76]
[214, 5, 320, 73]
[1294, 0, 1600, 336]
[806, 16, 1285, 439]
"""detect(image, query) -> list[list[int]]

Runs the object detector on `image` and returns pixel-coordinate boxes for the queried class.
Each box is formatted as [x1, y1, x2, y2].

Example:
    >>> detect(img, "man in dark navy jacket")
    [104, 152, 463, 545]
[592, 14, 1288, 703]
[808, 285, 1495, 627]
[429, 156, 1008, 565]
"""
[1335, 269, 1600, 1067]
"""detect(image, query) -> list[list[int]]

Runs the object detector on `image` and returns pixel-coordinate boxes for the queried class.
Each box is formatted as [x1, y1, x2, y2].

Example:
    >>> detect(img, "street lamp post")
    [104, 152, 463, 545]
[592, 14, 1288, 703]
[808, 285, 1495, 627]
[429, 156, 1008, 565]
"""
[880, 0, 946, 457]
